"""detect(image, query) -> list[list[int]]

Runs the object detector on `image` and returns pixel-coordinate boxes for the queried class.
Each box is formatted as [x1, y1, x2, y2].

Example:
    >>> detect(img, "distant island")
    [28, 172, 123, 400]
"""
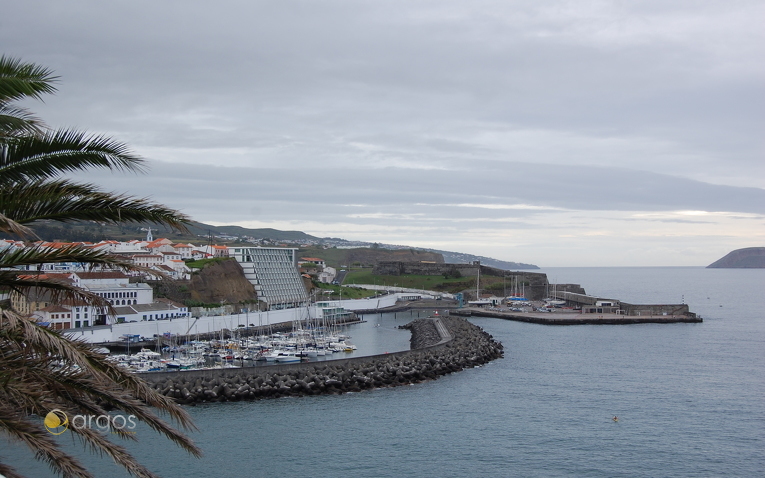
[707, 247, 765, 268]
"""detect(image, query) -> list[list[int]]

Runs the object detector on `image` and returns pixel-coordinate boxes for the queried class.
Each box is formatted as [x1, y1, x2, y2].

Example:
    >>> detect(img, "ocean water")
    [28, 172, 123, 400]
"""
[3, 267, 763, 477]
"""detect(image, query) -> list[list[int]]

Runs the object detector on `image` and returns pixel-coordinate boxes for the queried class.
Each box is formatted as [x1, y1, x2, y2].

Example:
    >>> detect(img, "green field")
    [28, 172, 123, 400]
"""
[342, 269, 522, 295]
[343, 269, 484, 293]
[311, 280, 377, 300]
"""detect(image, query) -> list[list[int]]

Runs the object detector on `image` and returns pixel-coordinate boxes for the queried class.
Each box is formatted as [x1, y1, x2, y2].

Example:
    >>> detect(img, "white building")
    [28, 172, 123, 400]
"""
[71, 272, 154, 306]
[172, 243, 194, 259]
[111, 299, 190, 323]
[131, 254, 163, 268]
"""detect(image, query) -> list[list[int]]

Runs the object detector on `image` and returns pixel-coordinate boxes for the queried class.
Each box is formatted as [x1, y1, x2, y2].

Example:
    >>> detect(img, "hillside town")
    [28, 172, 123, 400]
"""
[2, 229, 232, 330]
[1, 227, 350, 333]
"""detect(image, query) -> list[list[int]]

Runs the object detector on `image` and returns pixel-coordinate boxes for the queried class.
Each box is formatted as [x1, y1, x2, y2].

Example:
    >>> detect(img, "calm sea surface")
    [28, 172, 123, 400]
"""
[5, 267, 764, 477]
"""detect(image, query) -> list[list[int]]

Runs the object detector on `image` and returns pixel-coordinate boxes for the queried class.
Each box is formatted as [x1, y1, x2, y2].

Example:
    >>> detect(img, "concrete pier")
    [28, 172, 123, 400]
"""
[451, 307, 703, 325]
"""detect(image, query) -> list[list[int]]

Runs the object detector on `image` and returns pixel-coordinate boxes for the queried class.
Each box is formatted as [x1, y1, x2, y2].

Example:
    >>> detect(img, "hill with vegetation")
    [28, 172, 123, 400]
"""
[707, 247, 765, 268]
[10, 220, 538, 270]
[296, 246, 443, 268]
[9, 219, 319, 244]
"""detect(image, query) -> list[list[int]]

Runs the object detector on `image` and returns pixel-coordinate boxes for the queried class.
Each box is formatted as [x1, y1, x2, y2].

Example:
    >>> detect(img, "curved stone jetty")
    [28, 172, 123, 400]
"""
[142, 316, 503, 403]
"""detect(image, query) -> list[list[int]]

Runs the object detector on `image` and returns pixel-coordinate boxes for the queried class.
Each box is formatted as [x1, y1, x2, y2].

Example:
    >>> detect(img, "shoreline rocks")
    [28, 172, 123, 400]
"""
[142, 316, 503, 404]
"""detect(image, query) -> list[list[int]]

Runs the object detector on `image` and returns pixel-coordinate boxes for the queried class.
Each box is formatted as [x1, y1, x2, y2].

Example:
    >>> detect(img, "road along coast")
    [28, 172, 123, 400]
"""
[142, 316, 503, 403]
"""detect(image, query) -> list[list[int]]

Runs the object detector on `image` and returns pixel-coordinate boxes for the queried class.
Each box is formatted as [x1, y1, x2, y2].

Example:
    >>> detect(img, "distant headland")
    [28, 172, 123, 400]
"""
[707, 247, 765, 268]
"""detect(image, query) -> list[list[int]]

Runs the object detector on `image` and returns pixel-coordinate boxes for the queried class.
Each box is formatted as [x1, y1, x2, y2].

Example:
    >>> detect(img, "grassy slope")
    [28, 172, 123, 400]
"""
[343, 269, 511, 295]
[311, 281, 379, 300]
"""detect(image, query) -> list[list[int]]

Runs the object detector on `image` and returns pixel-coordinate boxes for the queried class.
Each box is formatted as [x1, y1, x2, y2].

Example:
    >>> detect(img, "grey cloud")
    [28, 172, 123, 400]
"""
[4, 0, 763, 264]
[83, 159, 765, 225]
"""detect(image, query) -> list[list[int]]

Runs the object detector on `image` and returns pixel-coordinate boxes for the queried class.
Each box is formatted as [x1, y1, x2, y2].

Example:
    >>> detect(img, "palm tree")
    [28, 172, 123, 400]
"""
[0, 56, 201, 478]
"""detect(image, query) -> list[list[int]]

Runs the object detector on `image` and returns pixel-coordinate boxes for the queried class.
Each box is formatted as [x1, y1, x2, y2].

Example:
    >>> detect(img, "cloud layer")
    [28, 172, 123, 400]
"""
[3, 0, 763, 265]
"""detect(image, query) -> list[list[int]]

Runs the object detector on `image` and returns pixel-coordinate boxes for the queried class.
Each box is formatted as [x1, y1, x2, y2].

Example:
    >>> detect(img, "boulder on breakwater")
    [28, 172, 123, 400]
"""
[142, 316, 503, 403]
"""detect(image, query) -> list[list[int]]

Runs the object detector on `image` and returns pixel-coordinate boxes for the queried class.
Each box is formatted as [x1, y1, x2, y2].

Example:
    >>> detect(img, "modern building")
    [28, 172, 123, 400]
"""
[229, 247, 308, 310]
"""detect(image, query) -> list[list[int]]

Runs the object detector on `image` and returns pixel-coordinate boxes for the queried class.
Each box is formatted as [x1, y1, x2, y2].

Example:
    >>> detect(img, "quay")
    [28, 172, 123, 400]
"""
[451, 307, 703, 325]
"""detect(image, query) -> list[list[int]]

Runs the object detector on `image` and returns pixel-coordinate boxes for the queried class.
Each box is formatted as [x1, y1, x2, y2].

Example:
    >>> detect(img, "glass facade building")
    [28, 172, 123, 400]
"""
[229, 247, 309, 310]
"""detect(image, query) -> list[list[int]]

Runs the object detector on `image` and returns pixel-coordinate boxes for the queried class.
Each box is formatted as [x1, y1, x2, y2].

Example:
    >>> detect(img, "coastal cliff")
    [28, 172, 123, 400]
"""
[707, 247, 765, 268]
[151, 258, 258, 306]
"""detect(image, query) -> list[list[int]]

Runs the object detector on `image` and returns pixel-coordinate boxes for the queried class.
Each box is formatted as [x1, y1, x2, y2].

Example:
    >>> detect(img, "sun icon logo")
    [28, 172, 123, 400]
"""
[44, 409, 69, 435]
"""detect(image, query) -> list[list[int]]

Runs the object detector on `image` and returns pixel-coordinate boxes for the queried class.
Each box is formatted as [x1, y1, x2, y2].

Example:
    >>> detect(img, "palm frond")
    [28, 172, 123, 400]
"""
[0, 55, 58, 103]
[0, 55, 200, 477]
[0, 128, 145, 183]
[1, 309, 201, 477]
[0, 179, 191, 233]
[0, 102, 45, 138]
[0, 461, 27, 478]
[0, 402, 93, 478]
[0, 212, 36, 238]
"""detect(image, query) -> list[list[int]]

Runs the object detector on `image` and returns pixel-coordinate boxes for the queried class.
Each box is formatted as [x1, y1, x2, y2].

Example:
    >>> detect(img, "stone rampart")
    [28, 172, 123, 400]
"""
[142, 316, 503, 403]
[373, 261, 480, 277]
[620, 303, 694, 317]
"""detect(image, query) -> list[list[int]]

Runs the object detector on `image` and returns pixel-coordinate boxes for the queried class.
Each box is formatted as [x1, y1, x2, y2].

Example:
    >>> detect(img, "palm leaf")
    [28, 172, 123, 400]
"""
[1, 309, 201, 478]
[0, 128, 145, 183]
[0, 402, 94, 478]
[0, 103, 45, 138]
[0, 212, 36, 238]
[0, 55, 58, 103]
[0, 55, 200, 477]
[0, 179, 191, 233]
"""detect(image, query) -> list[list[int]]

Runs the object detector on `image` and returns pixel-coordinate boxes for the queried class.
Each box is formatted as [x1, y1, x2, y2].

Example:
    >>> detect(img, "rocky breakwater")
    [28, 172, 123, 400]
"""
[143, 316, 503, 404]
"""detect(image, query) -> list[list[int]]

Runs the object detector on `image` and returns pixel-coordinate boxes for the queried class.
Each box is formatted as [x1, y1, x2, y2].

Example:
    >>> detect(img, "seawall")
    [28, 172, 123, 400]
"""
[142, 316, 503, 403]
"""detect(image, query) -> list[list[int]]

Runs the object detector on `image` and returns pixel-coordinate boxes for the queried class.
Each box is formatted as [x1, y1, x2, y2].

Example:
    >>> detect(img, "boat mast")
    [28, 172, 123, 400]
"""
[475, 261, 480, 301]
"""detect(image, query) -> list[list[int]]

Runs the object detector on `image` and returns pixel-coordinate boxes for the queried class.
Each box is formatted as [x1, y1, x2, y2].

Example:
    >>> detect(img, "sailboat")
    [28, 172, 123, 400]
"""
[544, 281, 566, 306]
[507, 276, 529, 303]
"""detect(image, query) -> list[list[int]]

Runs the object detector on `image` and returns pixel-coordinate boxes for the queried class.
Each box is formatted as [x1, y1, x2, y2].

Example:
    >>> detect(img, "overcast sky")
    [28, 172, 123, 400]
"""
[3, 1, 763, 266]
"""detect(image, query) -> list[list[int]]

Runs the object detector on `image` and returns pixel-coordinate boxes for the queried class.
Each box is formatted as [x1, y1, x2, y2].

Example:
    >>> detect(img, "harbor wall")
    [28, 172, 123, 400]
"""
[65, 308, 305, 344]
[619, 303, 694, 317]
[66, 294, 401, 344]
[452, 308, 701, 324]
[141, 316, 503, 403]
